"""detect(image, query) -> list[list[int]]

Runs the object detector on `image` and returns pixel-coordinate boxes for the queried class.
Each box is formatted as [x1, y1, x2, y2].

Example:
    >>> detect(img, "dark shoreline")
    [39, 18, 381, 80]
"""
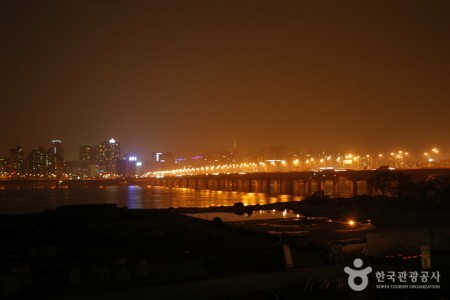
[1, 196, 450, 299]
[170, 194, 450, 228]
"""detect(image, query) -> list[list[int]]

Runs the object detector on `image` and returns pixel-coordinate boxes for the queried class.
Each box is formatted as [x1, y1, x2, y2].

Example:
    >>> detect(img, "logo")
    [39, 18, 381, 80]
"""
[344, 258, 372, 291]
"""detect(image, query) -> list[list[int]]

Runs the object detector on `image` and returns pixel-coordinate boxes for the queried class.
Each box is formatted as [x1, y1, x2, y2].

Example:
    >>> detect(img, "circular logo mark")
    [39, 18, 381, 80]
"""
[344, 258, 372, 291]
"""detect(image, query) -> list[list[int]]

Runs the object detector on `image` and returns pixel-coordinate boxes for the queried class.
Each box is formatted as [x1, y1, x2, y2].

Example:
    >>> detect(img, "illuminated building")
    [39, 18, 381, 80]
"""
[24, 141, 65, 177]
[0, 158, 10, 174]
[117, 156, 138, 177]
[79, 144, 100, 177]
[48, 140, 64, 177]
[78, 139, 120, 177]
[10, 145, 25, 176]
[27, 146, 46, 176]
[97, 138, 120, 174]
[150, 152, 175, 171]
[50, 140, 64, 160]
[79, 144, 97, 162]
[154, 152, 163, 162]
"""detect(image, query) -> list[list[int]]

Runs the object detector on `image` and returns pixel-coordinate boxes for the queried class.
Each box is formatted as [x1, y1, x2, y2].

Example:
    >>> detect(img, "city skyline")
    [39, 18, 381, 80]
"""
[2, 1, 450, 162]
[1, 137, 448, 161]
[1, 137, 448, 179]
[3, 140, 444, 162]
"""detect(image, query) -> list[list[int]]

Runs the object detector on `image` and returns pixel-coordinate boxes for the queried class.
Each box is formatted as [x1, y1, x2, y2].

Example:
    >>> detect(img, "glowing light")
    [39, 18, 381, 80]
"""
[136, 162, 142, 167]
[348, 220, 355, 226]
[109, 138, 116, 144]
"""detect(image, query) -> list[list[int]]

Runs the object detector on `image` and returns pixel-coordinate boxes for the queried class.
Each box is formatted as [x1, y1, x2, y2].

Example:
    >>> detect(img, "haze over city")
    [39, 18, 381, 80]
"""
[2, 0, 449, 160]
[2, 2, 450, 299]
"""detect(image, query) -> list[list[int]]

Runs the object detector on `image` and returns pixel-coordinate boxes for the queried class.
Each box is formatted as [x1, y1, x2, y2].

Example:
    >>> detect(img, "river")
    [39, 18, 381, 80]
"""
[0, 186, 306, 214]
[0, 179, 362, 215]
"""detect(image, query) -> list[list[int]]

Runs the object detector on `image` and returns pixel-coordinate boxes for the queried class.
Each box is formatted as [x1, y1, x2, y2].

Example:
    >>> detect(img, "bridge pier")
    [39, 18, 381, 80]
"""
[201, 178, 207, 189]
[333, 179, 338, 198]
[352, 179, 358, 197]
[306, 179, 312, 196]
[124, 169, 450, 198]
[263, 179, 271, 194]
[243, 179, 252, 193]
[283, 178, 294, 195]
[317, 180, 323, 193]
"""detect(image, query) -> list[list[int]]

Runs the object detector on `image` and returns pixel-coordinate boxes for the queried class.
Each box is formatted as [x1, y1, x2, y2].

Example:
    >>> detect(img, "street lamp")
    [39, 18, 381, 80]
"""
[425, 148, 439, 167]
[365, 154, 372, 169]
[353, 156, 360, 169]
[292, 159, 299, 171]
[305, 159, 311, 170]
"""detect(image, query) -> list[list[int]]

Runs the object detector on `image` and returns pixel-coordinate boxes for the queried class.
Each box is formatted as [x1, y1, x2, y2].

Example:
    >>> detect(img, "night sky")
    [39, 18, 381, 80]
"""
[1, 0, 449, 161]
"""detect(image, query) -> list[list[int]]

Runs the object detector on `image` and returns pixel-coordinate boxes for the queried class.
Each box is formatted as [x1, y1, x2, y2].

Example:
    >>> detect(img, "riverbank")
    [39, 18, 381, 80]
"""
[0, 204, 283, 298]
[1, 195, 449, 299]
[173, 194, 450, 228]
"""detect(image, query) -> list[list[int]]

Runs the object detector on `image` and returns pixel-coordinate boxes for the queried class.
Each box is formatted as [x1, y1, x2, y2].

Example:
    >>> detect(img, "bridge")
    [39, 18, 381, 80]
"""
[129, 168, 450, 197]
[1, 168, 450, 197]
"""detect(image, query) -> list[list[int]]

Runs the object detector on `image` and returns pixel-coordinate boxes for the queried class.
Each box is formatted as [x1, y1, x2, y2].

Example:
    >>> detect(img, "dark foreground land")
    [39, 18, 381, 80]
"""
[1, 196, 450, 299]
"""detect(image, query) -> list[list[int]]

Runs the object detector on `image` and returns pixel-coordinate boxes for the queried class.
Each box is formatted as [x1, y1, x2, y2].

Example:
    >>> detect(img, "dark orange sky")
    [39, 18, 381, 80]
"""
[1, 0, 449, 160]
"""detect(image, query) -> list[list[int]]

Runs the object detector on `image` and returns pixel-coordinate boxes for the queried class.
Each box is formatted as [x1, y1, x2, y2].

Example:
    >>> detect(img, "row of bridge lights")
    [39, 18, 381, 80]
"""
[149, 156, 355, 177]
[424, 148, 439, 164]
[383, 148, 439, 166]
[148, 148, 441, 177]
[150, 162, 262, 177]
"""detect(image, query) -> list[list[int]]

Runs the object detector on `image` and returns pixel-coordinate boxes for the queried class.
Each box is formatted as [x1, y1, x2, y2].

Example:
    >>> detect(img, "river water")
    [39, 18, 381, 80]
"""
[0, 186, 304, 215]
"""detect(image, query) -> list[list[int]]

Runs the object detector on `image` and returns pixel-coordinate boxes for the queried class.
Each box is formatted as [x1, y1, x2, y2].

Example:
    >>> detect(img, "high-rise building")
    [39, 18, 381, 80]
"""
[117, 156, 137, 177]
[78, 144, 99, 178]
[0, 158, 10, 174]
[10, 145, 25, 176]
[79, 144, 95, 162]
[76, 138, 121, 176]
[50, 140, 64, 160]
[49, 140, 64, 177]
[97, 138, 120, 174]
[27, 146, 46, 176]
[151, 152, 163, 171]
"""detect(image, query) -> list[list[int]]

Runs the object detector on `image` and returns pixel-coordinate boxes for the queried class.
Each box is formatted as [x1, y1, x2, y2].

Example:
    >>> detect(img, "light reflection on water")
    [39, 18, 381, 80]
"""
[185, 210, 299, 222]
[0, 186, 303, 214]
